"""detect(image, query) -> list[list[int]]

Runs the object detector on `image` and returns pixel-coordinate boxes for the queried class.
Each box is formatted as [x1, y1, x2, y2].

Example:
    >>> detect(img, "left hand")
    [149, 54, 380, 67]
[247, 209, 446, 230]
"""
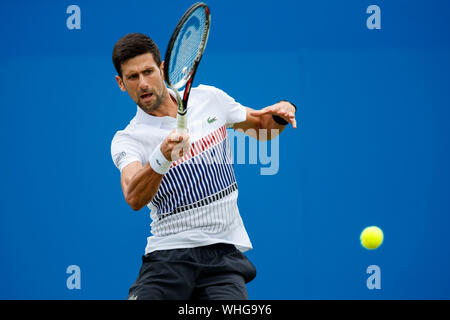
[249, 101, 297, 129]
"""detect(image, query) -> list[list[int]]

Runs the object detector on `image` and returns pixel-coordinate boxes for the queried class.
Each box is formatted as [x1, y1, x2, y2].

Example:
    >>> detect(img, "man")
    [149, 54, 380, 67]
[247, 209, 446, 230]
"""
[111, 33, 297, 300]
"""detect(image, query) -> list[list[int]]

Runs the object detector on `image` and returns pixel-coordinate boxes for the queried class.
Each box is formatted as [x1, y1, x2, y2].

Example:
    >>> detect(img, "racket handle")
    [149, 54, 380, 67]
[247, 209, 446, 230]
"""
[177, 114, 187, 134]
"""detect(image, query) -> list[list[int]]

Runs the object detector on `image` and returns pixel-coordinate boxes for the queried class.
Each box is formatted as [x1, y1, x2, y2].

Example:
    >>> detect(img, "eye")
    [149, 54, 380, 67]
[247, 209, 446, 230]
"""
[143, 69, 153, 75]
[128, 74, 138, 80]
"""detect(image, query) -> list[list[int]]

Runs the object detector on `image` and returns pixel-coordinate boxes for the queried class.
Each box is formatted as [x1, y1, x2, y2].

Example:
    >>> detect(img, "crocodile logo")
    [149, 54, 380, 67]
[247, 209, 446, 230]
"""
[207, 116, 217, 124]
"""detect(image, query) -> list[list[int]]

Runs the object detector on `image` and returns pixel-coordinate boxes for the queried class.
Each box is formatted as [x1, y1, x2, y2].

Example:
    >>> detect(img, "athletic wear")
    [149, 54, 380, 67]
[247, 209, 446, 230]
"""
[127, 243, 256, 300]
[111, 85, 252, 254]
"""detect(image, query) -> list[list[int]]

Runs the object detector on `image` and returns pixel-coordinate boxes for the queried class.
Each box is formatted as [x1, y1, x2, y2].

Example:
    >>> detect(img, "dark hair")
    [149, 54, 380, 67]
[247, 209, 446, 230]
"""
[112, 33, 162, 78]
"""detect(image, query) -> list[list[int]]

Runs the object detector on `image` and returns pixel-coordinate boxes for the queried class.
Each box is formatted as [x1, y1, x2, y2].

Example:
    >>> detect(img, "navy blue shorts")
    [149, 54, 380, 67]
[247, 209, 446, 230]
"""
[127, 243, 257, 300]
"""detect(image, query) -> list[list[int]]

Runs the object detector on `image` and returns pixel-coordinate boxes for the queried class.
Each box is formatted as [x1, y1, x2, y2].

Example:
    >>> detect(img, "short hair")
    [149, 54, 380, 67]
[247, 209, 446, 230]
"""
[112, 33, 162, 78]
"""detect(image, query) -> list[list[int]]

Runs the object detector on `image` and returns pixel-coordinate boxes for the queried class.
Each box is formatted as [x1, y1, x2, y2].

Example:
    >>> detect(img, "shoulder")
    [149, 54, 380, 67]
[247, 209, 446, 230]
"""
[191, 84, 224, 97]
[111, 116, 163, 157]
[111, 118, 141, 148]
[110, 124, 147, 168]
[190, 84, 237, 106]
[111, 129, 131, 145]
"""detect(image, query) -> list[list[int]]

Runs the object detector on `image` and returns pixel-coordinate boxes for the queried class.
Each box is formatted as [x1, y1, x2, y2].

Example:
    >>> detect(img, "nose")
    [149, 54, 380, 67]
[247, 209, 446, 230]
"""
[138, 74, 149, 91]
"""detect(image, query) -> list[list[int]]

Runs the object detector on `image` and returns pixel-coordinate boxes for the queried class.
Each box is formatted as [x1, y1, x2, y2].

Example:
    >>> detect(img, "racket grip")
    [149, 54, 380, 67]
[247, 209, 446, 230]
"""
[177, 114, 187, 134]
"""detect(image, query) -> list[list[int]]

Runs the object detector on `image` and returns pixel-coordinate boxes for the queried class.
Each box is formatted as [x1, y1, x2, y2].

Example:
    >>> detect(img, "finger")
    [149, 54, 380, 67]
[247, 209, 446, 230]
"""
[249, 106, 274, 116]
[289, 116, 297, 129]
[181, 133, 190, 143]
[279, 111, 289, 118]
[168, 134, 183, 143]
[183, 144, 192, 157]
[180, 142, 191, 155]
[173, 141, 191, 160]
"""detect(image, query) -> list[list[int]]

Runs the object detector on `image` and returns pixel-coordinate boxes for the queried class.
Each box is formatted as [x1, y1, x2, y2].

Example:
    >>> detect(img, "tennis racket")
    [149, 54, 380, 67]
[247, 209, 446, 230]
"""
[163, 2, 211, 135]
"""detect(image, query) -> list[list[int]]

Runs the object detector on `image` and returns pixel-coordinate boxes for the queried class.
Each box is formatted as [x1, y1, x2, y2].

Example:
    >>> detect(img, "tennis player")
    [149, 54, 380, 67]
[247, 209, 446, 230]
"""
[111, 33, 297, 300]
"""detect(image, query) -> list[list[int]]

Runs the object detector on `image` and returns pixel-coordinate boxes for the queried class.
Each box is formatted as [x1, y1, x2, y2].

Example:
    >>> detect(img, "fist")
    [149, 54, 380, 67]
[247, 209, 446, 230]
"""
[160, 129, 191, 161]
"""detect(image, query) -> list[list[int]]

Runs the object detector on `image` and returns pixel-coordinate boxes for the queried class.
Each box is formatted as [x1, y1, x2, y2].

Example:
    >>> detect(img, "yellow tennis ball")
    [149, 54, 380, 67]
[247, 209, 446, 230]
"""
[360, 226, 384, 250]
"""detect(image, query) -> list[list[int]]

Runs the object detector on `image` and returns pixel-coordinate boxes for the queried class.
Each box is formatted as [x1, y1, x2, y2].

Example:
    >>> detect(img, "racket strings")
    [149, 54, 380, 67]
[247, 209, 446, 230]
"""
[169, 7, 207, 87]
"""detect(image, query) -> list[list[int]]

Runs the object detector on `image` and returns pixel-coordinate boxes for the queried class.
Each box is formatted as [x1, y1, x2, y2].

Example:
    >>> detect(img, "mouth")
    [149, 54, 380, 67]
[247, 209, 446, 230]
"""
[140, 92, 153, 102]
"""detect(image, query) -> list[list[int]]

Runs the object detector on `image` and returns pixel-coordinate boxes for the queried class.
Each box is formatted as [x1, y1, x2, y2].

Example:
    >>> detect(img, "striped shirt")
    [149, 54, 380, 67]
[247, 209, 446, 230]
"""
[111, 85, 252, 254]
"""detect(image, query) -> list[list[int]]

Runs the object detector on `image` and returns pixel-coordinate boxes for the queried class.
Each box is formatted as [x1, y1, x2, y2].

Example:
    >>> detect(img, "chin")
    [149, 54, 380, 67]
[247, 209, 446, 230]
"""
[138, 101, 157, 113]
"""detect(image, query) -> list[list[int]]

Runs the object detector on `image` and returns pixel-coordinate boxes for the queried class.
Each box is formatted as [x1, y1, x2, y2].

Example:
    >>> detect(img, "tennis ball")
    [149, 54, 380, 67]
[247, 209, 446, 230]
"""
[360, 226, 384, 250]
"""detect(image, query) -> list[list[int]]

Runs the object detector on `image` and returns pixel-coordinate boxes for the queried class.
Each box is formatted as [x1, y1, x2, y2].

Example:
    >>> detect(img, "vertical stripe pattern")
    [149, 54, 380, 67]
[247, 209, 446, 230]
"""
[149, 125, 239, 237]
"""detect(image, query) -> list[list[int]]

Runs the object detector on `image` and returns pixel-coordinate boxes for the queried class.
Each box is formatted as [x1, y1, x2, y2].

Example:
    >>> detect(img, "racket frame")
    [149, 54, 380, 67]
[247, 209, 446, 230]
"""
[163, 2, 211, 134]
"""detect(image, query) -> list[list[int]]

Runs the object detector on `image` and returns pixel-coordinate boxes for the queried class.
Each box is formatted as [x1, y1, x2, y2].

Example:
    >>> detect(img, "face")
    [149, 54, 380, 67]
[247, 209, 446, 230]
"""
[115, 53, 166, 114]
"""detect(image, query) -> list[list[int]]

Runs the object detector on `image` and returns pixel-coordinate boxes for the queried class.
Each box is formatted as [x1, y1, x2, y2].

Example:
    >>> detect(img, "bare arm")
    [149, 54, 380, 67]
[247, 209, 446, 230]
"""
[120, 130, 191, 211]
[232, 101, 297, 140]
[121, 161, 164, 211]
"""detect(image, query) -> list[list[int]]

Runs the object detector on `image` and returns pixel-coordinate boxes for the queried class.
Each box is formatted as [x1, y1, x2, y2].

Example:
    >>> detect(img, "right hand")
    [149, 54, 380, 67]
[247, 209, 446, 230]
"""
[160, 129, 191, 161]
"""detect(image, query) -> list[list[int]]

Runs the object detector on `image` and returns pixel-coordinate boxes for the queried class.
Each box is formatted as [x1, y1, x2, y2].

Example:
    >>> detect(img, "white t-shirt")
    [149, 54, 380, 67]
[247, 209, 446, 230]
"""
[111, 85, 253, 254]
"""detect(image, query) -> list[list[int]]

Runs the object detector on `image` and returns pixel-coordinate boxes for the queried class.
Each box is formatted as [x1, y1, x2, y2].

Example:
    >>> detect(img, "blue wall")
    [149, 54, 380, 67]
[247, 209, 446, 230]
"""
[1, 0, 449, 299]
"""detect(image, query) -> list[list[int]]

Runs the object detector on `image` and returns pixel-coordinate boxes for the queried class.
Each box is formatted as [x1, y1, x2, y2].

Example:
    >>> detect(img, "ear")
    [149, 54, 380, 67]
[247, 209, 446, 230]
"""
[115, 75, 127, 92]
[161, 61, 165, 80]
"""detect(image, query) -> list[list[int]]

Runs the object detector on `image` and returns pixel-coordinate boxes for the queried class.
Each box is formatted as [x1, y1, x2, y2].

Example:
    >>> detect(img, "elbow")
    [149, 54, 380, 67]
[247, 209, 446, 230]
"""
[125, 194, 144, 211]
[130, 203, 143, 211]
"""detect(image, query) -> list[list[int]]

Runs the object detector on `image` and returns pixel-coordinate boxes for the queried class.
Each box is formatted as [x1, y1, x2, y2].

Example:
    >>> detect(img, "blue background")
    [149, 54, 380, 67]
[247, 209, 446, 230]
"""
[1, 0, 449, 299]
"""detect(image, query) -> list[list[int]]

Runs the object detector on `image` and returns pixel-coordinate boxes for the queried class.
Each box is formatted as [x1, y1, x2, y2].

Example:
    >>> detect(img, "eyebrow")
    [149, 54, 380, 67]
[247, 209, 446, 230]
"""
[125, 66, 154, 78]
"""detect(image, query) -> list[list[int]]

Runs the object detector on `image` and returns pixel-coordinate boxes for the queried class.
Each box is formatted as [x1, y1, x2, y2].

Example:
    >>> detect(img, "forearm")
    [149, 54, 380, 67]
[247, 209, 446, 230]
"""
[235, 101, 297, 141]
[234, 110, 286, 141]
[119, 130, 191, 211]
[123, 163, 164, 211]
